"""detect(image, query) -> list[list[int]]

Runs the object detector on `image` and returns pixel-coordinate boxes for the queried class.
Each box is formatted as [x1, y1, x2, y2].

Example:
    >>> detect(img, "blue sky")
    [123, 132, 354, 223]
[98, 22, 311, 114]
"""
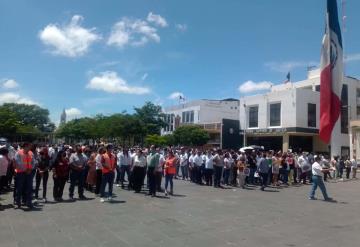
[0, 0, 359, 124]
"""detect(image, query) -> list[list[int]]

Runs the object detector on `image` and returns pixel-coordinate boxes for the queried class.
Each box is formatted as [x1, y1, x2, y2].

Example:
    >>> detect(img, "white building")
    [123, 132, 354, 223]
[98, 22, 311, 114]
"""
[162, 99, 240, 147]
[240, 69, 360, 157]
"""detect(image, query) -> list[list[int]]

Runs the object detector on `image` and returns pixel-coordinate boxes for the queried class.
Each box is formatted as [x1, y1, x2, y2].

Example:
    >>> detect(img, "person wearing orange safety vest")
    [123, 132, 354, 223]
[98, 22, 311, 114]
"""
[14, 142, 34, 209]
[100, 144, 117, 202]
[164, 150, 177, 196]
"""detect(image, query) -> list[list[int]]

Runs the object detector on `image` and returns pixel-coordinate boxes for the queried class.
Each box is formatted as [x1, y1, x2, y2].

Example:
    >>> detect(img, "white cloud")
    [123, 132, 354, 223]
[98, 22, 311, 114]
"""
[238, 80, 273, 93]
[265, 61, 318, 73]
[168, 91, 184, 100]
[39, 15, 101, 57]
[107, 17, 160, 48]
[147, 12, 168, 27]
[65, 107, 82, 118]
[86, 71, 150, 95]
[2, 79, 19, 89]
[345, 53, 360, 63]
[175, 24, 187, 32]
[0, 92, 38, 105]
[141, 73, 148, 81]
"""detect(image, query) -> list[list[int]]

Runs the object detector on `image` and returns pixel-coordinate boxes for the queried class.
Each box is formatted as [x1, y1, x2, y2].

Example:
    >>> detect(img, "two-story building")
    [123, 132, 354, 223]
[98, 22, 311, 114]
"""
[240, 69, 360, 157]
[162, 99, 241, 148]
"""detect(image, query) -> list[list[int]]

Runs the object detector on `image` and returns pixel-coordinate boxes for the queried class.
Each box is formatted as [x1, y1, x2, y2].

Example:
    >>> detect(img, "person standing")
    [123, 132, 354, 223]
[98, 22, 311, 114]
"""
[86, 151, 97, 192]
[213, 150, 224, 188]
[223, 153, 231, 186]
[132, 149, 147, 193]
[236, 155, 246, 188]
[351, 156, 358, 179]
[156, 149, 165, 192]
[100, 144, 117, 202]
[272, 153, 281, 186]
[69, 145, 88, 200]
[95, 147, 105, 195]
[164, 150, 177, 196]
[0, 146, 9, 196]
[52, 151, 69, 202]
[116, 148, 132, 188]
[309, 156, 334, 201]
[147, 145, 160, 197]
[344, 157, 352, 179]
[14, 142, 34, 209]
[257, 153, 269, 191]
[179, 148, 189, 180]
[35, 148, 51, 202]
[204, 150, 214, 186]
[193, 150, 203, 185]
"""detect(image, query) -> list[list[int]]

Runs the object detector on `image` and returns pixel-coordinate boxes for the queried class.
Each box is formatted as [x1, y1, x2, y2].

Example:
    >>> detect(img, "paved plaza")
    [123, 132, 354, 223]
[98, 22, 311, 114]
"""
[0, 179, 360, 247]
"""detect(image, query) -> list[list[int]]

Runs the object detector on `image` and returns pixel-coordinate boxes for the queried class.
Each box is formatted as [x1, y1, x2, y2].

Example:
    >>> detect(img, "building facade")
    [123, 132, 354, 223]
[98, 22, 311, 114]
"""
[240, 70, 360, 156]
[162, 99, 241, 148]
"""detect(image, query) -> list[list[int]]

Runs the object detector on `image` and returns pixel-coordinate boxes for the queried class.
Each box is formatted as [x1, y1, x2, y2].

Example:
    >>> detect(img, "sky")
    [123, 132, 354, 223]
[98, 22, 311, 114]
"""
[0, 0, 359, 124]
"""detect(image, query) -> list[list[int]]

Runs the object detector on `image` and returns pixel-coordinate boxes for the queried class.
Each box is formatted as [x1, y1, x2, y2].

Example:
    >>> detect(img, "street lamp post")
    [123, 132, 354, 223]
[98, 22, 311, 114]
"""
[243, 103, 247, 147]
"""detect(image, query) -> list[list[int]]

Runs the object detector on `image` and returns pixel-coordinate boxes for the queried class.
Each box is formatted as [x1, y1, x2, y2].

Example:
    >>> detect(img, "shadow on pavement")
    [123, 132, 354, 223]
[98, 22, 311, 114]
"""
[108, 200, 126, 204]
[0, 203, 14, 211]
[171, 194, 186, 197]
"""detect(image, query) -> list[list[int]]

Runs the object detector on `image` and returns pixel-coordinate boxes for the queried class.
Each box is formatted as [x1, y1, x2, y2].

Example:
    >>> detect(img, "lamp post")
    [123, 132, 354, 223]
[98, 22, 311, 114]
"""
[243, 102, 247, 147]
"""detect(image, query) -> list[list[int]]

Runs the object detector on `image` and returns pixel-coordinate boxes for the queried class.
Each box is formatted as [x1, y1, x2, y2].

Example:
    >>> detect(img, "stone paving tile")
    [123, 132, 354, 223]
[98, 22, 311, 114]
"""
[1, 179, 360, 247]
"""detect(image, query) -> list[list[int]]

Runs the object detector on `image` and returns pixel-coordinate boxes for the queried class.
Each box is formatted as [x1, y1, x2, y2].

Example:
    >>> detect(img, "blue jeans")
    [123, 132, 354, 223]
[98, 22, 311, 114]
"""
[100, 172, 115, 198]
[309, 175, 329, 199]
[223, 169, 230, 185]
[180, 165, 189, 179]
[165, 174, 174, 192]
[248, 167, 256, 184]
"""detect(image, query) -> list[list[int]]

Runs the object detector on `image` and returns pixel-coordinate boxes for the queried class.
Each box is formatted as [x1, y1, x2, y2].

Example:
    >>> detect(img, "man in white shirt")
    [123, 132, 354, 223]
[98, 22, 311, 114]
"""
[179, 149, 189, 180]
[204, 150, 214, 186]
[193, 150, 203, 185]
[309, 156, 334, 201]
[351, 156, 358, 179]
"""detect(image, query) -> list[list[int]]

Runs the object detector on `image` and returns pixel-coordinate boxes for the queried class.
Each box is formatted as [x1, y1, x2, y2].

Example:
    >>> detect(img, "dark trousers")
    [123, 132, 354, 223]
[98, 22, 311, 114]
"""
[147, 167, 156, 196]
[69, 170, 85, 197]
[14, 173, 32, 206]
[53, 177, 67, 200]
[213, 166, 223, 187]
[232, 167, 238, 185]
[35, 170, 49, 198]
[205, 168, 213, 186]
[194, 166, 202, 184]
[247, 167, 256, 184]
[133, 166, 145, 192]
[223, 168, 230, 185]
[165, 174, 174, 192]
[95, 169, 102, 194]
[100, 172, 114, 198]
[155, 171, 163, 192]
[346, 167, 351, 179]
[259, 172, 268, 189]
[120, 166, 131, 186]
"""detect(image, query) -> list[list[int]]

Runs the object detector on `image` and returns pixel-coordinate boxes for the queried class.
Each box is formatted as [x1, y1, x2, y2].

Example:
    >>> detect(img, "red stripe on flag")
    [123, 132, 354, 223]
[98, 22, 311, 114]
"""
[319, 65, 341, 143]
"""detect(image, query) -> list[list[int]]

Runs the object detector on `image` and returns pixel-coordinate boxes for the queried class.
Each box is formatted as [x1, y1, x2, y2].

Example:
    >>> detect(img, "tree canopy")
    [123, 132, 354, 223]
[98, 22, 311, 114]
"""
[0, 103, 54, 141]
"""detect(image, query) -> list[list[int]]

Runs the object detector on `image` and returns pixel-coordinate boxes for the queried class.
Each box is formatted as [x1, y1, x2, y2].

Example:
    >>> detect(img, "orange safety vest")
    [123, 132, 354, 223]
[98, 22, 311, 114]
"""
[15, 150, 33, 173]
[165, 157, 177, 175]
[102, 153, 116, 174]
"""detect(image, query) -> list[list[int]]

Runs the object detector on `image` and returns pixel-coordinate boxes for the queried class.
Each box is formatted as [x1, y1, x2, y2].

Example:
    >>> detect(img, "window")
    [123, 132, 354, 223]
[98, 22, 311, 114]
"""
[341, 84, 348, 134]
[269, 103, 281, 126]
[248, 106, 258, 128]
[181, 110, 194, 123]
[357, 88, 360, 98]
[357, 106, 360, 116]
[315, 85, 320, 92]
[308, 103, 316, 127]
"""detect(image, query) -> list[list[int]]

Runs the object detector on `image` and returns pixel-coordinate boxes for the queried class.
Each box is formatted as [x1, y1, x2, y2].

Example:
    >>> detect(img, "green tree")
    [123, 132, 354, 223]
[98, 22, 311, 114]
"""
[0, 107, 20, 137]
[134, 102, 166, 136]
[173, 126, 210, 146]
[2, 103, 54, 132]
[145, 134, 168, 147]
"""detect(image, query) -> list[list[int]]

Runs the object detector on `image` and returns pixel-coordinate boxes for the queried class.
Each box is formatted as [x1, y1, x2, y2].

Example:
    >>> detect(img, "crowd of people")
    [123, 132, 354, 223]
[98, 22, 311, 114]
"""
[0, 141, 358, 209]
